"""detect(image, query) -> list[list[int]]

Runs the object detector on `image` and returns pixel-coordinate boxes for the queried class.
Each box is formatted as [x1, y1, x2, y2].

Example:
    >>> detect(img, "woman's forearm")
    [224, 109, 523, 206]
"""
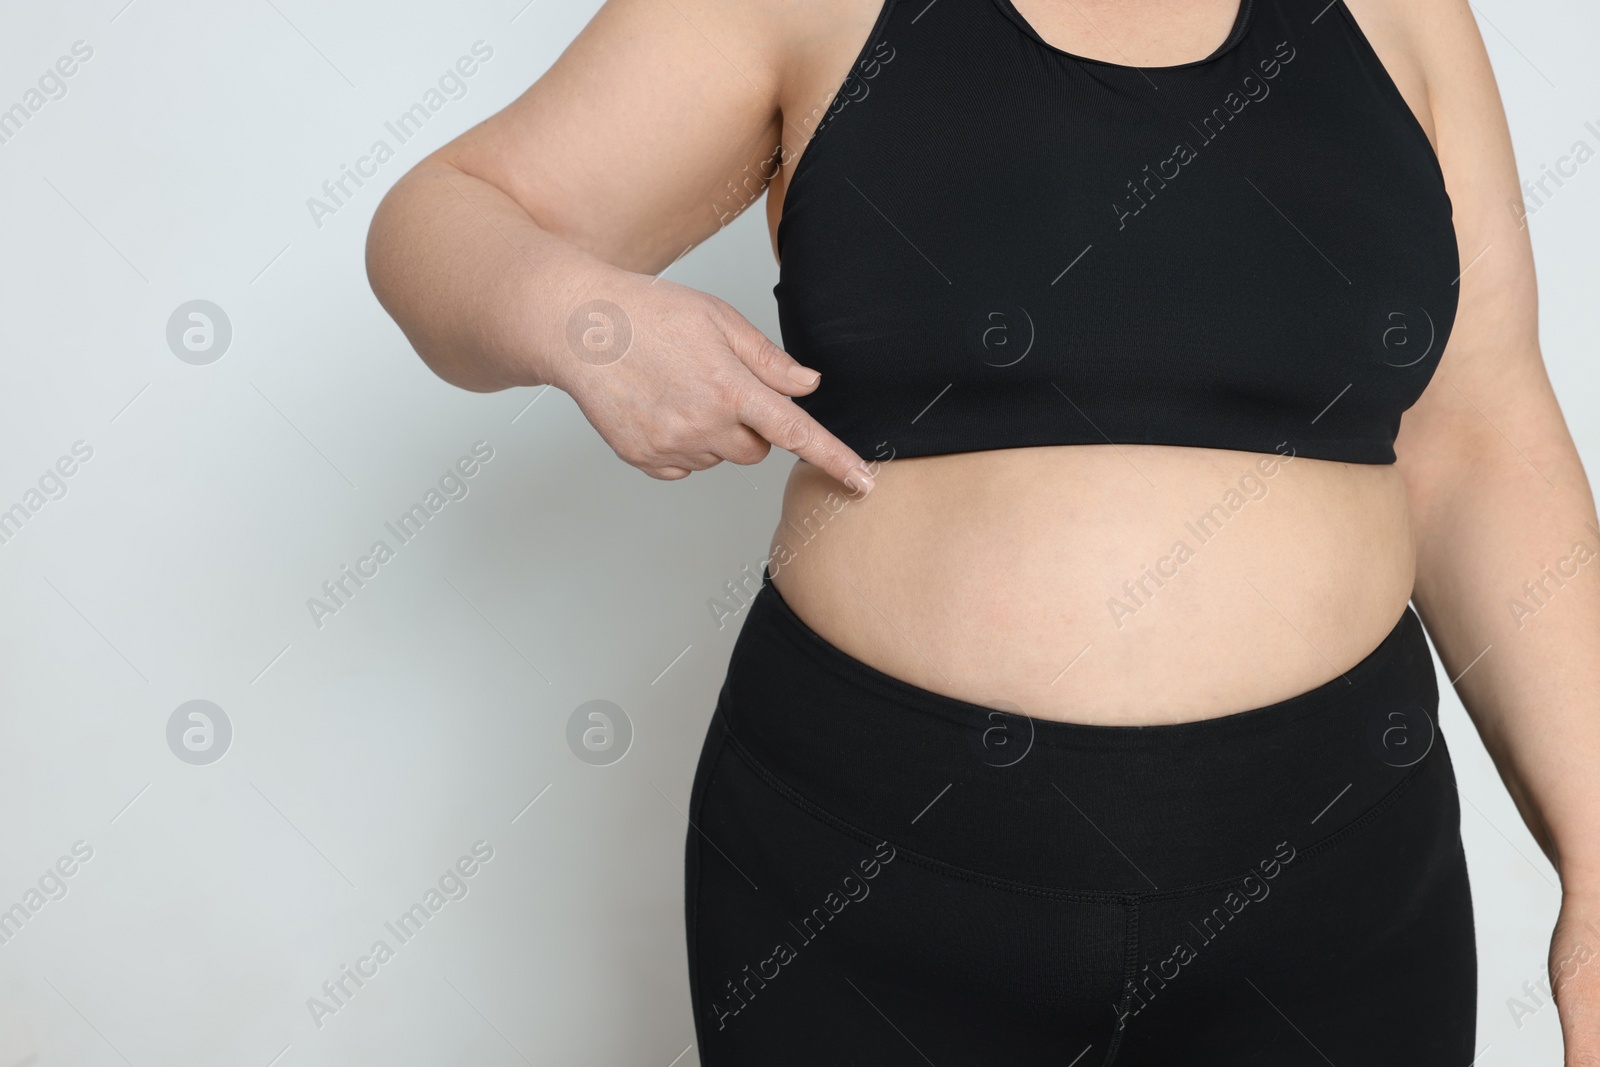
[1410, 414, 1600, 891]
[365, 159, 618, 393]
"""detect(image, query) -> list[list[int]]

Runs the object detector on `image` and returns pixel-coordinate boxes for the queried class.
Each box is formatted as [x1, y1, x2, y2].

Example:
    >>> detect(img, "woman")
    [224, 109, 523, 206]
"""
[366, 0, 1600, 1061]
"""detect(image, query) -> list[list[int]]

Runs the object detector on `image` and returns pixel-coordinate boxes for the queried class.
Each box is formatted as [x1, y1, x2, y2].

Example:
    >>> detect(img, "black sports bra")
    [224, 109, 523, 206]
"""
[774, 0, 1459, 464]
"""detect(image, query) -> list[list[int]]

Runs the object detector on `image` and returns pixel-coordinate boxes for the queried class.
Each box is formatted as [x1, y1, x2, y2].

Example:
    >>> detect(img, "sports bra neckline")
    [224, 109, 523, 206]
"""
[988, 0, 1256, 72]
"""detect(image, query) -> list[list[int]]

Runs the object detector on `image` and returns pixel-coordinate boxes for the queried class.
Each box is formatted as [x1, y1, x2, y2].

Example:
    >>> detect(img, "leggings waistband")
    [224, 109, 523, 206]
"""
[716, 571, 1444, 894]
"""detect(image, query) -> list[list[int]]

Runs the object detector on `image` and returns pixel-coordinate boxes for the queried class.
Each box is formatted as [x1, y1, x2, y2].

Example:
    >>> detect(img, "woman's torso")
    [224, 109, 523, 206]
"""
[761, 0, 1447, 725]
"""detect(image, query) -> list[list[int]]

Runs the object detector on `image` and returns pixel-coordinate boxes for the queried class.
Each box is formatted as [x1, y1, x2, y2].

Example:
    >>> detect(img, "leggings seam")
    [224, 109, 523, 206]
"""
[687, 722, 732, 1061]
[723, 731, 1126, 903]
[1138, 752, 1435, 902]
[721, 726, 1435, 905]
[1101, 899, 1140, 1066]
[1292, 754, 1432, 866]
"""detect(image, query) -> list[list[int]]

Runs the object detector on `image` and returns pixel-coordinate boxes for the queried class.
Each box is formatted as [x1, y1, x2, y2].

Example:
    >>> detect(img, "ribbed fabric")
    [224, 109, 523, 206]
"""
[684, 574, 1477, 1064]
[774, 0, 1458, 463]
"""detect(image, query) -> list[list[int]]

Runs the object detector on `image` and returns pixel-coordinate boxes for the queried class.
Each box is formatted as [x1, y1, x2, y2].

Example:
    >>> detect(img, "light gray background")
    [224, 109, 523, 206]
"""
[0, 0, 1595, 1063]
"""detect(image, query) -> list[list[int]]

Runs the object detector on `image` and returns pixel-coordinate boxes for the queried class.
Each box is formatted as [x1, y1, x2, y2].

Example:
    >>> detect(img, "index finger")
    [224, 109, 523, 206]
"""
[736, 388, 876, 496]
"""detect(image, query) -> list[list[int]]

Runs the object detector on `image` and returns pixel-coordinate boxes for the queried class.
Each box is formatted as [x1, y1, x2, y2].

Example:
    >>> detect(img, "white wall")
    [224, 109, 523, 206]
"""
[0, 0, 1594, 1063]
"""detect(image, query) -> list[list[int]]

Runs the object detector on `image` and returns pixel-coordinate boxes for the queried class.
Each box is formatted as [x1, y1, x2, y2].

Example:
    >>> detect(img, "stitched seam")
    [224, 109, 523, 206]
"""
[722, 727, 1436, 905]
[776, 0, 900, 256]
[1132, 754, 1435, 904]
[806, 0, 898, 147]
[1101, 900, 1140, 1066]
[687, 723, 732, 1060]
[1290, 750, 1436, 866]
[989, 0, 1253, 69]
[724, 732, 1130, 904]
[1330, 0, 1450, 193]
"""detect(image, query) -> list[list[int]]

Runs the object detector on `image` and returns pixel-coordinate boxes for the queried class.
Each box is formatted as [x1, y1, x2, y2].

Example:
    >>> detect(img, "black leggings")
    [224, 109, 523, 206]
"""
[685, 573, 1477, 1065]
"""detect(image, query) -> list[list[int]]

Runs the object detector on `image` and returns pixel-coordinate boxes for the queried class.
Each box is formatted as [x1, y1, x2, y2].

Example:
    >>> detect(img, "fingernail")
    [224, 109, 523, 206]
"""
[789, 366, 821, 387]
[843, 468, 875, 496]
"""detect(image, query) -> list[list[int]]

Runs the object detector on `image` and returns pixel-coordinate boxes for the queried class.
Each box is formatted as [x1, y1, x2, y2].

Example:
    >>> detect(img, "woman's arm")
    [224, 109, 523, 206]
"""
[365, 0, 876, 492]
[1388, 0, 1600, 1055]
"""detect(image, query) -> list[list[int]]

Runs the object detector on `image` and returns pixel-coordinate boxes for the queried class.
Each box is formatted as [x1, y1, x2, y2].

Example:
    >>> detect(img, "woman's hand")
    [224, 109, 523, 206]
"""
[1552, 892, 1600, 1064]
[552, 269, 875, 494]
